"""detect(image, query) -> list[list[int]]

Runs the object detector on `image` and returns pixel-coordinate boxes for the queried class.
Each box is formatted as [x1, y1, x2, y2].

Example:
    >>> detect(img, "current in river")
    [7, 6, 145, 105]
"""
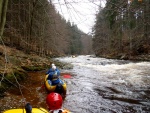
[56, 55, 150, 113]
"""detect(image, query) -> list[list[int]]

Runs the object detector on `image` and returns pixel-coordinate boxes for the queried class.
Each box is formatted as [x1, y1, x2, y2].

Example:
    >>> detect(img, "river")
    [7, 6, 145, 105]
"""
[0, 55, 150, 113]
[56, 55, 150, 113]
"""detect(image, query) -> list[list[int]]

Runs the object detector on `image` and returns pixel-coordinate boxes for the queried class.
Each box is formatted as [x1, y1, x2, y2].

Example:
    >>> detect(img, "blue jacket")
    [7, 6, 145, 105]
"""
[46, 68, 61, 85]
[46, 68, 60, 76]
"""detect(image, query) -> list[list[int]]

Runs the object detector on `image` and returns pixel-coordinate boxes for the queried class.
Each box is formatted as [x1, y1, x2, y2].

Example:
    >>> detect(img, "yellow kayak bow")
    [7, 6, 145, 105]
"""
[3, 107, 48, 113]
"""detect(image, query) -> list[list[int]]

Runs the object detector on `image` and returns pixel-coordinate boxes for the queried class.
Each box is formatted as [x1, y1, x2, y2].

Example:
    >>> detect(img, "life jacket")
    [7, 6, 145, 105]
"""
[47, 69, 60, 85]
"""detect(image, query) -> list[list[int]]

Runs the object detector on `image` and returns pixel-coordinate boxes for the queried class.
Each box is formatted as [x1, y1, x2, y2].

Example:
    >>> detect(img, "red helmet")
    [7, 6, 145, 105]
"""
[46, 93, 63, 110]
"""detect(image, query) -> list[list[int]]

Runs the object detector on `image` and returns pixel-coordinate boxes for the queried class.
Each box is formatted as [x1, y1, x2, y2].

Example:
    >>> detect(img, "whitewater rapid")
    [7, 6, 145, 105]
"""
[56, 55, 150, 113]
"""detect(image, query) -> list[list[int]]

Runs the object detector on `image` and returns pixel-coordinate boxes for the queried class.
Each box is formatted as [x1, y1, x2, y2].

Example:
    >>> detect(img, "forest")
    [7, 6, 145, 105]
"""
[0, 0, 93, 57]
[93, 0, 150, 60]
[0, 0, 149, 59]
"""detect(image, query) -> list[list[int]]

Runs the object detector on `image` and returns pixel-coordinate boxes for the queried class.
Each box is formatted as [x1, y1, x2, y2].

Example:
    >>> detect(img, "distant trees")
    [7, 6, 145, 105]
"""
[2, 0, 93, 56]
[81, 33, 93, 55]
[93, 0, 150, 57]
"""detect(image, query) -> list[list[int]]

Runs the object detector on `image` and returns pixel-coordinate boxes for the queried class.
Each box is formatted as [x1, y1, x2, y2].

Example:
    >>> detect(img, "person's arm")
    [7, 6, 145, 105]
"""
[56, 69, 60, 76]
[46, 68, 53, 74]
[47, 71, 55, 80]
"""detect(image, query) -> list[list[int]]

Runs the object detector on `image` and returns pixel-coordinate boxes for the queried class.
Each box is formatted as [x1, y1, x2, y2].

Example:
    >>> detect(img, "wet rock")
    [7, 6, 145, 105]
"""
[62, 64, 73, 69]
[106, 87, 122, 94]
[120, 54, 129, 60]
[103, 95, 141, 104]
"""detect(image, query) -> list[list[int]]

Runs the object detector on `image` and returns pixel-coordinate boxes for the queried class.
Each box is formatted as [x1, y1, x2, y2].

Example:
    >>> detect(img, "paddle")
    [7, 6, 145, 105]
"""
[62, 74, 71, 79]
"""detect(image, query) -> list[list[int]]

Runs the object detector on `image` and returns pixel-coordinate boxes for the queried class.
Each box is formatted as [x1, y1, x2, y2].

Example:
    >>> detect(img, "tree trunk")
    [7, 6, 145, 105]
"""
[0, 0, 8, 37]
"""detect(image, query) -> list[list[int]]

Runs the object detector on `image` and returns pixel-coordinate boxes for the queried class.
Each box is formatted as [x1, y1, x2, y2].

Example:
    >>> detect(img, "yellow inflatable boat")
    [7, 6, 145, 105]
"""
[2, 108, 73, 113]
[3, 107, 48, 113]
[45, 74, 67, 94]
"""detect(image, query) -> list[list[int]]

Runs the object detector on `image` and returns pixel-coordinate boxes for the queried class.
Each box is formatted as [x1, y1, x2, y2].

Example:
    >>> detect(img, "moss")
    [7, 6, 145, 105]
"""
[0, 82, 8, 94]
[4, 73, 15, 83]
[13, 69, 28, 80]
[8, 56, 22, 65]
[0, 68, 28, 95]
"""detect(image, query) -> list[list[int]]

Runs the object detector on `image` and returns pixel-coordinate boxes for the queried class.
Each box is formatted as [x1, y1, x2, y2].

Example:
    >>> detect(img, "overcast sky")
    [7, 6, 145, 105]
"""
[51, 0, 106, 34]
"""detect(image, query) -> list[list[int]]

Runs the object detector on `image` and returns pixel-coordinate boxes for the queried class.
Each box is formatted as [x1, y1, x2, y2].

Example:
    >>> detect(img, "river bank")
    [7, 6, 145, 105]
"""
[0, 45, 71, 98]
[98, 53, 150, 61]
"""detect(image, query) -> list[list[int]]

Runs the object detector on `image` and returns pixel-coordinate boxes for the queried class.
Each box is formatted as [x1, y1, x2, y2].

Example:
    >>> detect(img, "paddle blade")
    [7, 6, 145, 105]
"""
[63, 74, 71, 79]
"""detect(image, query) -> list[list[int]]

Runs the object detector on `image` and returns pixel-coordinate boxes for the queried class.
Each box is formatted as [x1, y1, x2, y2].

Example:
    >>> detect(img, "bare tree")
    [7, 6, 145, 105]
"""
[0, 0, 8, 37]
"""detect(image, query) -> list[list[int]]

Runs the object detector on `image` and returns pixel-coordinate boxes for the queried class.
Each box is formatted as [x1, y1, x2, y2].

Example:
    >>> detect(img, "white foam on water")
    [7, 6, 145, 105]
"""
[56, 55, 150, 86]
